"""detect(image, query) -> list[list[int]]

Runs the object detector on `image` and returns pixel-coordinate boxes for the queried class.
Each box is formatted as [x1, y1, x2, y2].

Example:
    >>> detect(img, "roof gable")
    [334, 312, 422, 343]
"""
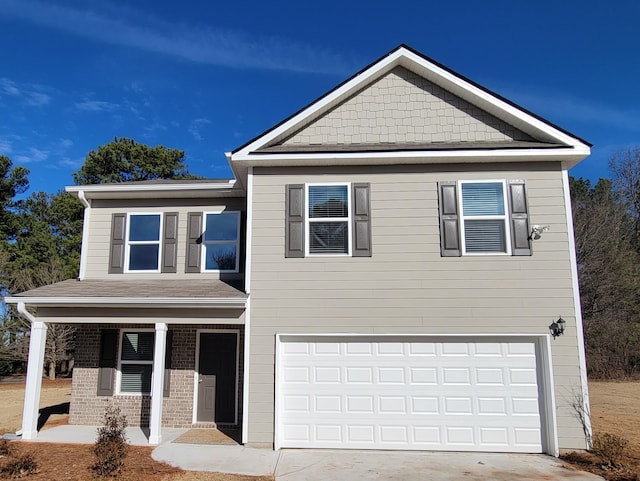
[229, 45, 590, 179]
[264, 66, 536, 151]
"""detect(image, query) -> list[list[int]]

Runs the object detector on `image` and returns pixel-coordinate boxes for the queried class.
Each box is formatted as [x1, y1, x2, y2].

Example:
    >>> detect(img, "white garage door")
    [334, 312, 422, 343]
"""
[276, 336, 543, 452]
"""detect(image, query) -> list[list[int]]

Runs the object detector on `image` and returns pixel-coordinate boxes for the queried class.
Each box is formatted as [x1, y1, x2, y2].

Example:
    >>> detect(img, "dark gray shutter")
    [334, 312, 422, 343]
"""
[97, 329, 118, 396]
[352, 183, 372, 257]
[162, 212, 178, 273]
[163, 330, 173, 397]
[508, 179, 532, 256]
[108, 214, 126, 273]
[438, 181, 461, 257]
[185, 212, 202, 273]
[285, 184, 305, 258]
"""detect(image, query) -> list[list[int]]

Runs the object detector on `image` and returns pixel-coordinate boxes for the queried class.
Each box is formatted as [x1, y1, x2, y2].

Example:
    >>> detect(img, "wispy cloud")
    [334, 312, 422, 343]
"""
[0, 0, 359, 75]
[0, 78, 20, 96]
[25, 91, 51, 106]
[15, 147, 49, 163]
[504, 87, 640, 133]
[188, 118, 211, 141]
[0, 77, 52, 106]
[0, 138, 13, 155]
[75, 99, 120, 112]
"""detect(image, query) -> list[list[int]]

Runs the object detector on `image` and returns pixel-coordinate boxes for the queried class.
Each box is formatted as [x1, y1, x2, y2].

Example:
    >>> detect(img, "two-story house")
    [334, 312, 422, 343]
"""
[6, 45, 591, 455]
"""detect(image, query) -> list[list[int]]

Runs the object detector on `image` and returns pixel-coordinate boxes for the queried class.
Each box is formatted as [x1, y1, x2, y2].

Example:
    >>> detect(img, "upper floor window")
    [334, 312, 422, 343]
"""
[126, 213, 162, 271]
[437, 179, 531, 257]
[285, 183, 371, 258]
[118, 330, 154, 395]
[202, 212, 241, 272]
[307, 184, 351, 255]
[460, 181, 509, 254]
[110, 212, 178, 274]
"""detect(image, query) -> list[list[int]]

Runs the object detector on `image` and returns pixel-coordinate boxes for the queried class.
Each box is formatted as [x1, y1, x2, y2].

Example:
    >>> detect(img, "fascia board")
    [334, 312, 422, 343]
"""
[232, 46, 589, 159]
[232, 146, 590, 168]
[3, 296, 247, 309]
[65, 180, 239, 199]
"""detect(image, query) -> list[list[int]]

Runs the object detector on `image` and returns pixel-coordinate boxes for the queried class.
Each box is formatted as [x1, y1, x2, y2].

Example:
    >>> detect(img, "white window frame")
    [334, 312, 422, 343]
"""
[200, 210, 241, 273]
[124, 212, 163, 273]
[305, 182, 352, 257]
[458, 180, 512, 256]
[116, 329, 155, 396]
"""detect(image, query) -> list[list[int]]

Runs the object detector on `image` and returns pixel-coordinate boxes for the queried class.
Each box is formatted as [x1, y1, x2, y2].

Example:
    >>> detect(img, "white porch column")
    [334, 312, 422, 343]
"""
[21, 312, 48, 440]
[149, 323, 167, 445]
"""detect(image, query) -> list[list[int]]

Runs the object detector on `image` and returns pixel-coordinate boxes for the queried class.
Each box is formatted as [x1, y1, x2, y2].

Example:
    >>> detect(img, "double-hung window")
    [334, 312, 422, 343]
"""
[460, 181, 510, 254]
[126, 213, 162, 271]
[307, 184, 351, 255]
[438, 179, 531, 257]
[202, 212, 241, 272]
[118, 331, 154, 395]
[285, 183, 371, 258]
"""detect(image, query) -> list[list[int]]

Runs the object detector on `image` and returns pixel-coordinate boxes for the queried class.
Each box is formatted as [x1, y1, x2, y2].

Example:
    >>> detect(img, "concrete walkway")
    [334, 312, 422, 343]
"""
[24, 426, 604, 480]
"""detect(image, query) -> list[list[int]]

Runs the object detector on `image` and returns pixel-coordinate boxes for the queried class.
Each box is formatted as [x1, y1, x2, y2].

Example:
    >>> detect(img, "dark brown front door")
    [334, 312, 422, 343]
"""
[197, 332, 238, 423]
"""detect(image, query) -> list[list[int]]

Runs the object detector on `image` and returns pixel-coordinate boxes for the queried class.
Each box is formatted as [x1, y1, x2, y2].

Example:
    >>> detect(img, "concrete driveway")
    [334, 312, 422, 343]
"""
[273, 450, 603, 481]
[29, 427, 602, 480]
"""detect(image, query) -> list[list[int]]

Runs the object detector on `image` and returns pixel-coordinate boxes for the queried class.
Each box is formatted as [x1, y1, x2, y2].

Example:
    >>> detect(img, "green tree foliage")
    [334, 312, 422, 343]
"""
[0, 155, 29, 242]
[73, 137, 197, 185]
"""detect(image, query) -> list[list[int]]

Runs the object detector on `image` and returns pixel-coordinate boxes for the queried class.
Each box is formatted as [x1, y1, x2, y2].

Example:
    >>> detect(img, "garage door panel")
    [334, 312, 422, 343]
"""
[277, 338, 543, 452]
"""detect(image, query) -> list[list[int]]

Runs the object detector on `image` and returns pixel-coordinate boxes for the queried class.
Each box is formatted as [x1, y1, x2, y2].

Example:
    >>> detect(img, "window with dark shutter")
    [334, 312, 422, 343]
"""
[437, 180, 531, 257]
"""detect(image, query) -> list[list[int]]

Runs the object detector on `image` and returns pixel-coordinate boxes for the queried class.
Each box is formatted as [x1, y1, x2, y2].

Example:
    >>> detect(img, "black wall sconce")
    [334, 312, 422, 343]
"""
[549, 317, 566, 339]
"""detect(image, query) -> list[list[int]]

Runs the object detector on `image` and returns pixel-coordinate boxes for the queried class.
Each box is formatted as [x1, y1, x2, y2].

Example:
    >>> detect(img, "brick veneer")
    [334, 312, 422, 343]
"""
[69, 323, 244, 429]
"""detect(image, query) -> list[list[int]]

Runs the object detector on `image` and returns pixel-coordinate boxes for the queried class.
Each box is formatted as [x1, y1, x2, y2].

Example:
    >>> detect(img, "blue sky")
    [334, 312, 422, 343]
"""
[0, 0, 638, 195]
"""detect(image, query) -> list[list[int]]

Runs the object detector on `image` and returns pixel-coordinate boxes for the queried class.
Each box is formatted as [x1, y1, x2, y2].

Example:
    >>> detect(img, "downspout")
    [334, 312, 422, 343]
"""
[17, 301, 36, 324]
[77, 191, 91, 280]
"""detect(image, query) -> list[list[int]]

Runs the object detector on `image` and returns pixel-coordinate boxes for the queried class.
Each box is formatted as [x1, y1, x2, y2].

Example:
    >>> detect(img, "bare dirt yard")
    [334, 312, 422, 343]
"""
[0, 379, 273, 481]
[1, 379, 639, 480]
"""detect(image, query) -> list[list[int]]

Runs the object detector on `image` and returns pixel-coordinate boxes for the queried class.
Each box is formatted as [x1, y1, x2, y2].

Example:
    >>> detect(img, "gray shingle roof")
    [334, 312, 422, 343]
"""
[11, 279, 246, 299]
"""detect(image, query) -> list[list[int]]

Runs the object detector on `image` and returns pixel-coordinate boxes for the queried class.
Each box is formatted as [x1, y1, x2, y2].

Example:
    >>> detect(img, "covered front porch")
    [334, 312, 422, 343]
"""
[4, 279, 248, 445]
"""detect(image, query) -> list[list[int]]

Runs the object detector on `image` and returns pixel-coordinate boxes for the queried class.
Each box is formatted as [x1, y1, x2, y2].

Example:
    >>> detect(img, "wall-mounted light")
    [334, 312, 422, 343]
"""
[530, 224, 550, 240]
[549, 317, 566, 339]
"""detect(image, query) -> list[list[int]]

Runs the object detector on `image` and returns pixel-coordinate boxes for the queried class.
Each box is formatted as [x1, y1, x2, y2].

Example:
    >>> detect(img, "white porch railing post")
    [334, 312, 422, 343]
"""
[149, 323, 167, 445]
[21, 318, 48, 440]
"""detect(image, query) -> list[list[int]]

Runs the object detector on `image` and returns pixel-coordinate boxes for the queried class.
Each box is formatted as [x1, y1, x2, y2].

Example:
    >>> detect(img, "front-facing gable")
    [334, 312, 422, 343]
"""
[229, 45, 590, 187]
[264, 66, 537, 151]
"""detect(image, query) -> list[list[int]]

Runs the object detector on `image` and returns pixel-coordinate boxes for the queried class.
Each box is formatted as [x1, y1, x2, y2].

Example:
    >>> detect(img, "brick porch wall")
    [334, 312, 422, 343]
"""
[69, 323, 244, 429]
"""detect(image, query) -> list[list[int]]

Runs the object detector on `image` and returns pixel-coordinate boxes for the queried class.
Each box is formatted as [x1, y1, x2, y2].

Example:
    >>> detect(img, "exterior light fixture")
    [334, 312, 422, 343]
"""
[530, 224, 550, 240]
[549, 317, 566, 339]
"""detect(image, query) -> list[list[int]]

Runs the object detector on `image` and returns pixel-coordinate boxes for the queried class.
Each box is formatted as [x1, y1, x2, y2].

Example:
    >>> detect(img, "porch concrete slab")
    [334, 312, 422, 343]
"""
[274, 450, 604, 481]
[152, 444, 281, 476]
[24, 425, 186, 446]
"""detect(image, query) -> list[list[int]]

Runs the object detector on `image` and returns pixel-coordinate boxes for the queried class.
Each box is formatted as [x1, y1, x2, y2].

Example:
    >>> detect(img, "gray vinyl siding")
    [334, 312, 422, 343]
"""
[247, 163, 587, 449]
[83, 198, 245, 280]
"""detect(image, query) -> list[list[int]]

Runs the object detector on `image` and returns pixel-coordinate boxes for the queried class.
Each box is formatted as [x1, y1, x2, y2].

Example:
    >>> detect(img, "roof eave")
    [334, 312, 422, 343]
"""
[65, 180, 244, 200]
[233, 145, 591, 169]
[4, 296, 248, 309]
